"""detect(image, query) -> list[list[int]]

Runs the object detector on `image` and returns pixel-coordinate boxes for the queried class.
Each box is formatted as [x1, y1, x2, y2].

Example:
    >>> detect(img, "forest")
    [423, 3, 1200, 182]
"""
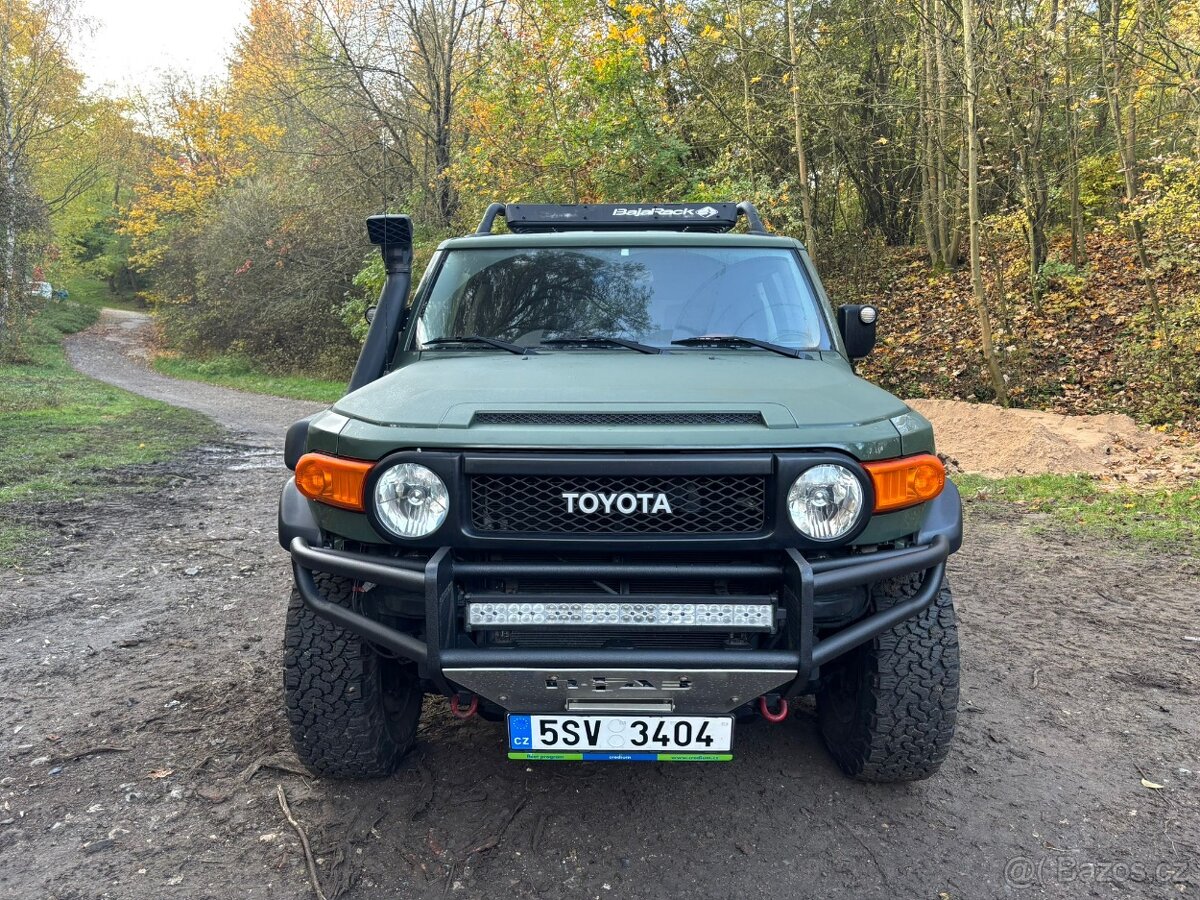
[2, 0, 1198, 424]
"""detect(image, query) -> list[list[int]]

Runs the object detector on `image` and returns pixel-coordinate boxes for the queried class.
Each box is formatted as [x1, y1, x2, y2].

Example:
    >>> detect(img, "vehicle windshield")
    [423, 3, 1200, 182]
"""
[414, 246, 832, 351]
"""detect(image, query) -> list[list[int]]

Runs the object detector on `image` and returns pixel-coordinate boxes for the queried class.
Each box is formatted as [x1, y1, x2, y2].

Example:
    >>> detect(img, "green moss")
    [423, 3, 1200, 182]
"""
[955, 473, 1200, 550]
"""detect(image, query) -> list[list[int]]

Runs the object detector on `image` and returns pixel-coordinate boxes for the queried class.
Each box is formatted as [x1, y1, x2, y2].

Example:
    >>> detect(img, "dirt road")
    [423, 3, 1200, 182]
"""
[1, 311, 1196, 899]
[64, 309, 325, 442]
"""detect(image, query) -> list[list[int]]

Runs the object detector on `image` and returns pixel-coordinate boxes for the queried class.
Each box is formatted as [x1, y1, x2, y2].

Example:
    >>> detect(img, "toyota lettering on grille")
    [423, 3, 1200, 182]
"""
[562, 491, 673, 515]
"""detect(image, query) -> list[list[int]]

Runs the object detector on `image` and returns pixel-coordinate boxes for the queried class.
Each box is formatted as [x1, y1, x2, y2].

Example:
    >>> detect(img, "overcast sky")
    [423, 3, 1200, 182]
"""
[75, 0, 251, 94]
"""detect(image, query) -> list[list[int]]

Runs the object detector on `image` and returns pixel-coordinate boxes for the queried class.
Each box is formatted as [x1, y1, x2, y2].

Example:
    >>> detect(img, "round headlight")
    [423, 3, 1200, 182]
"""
[373, 463, 449, 538]
[787, 464, 864, 541]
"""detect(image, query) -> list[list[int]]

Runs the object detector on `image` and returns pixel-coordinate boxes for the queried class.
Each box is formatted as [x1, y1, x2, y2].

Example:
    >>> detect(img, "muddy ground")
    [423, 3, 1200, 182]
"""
[0, 310, 1197, 899]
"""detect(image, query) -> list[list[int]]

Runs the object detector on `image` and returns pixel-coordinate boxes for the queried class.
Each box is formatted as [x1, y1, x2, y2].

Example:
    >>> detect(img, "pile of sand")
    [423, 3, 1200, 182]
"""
[907, 398, 1199, 485]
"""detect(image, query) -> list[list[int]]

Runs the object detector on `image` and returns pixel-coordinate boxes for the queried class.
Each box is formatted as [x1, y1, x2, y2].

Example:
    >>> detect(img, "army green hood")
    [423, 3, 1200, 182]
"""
[320, 351, 929, 460]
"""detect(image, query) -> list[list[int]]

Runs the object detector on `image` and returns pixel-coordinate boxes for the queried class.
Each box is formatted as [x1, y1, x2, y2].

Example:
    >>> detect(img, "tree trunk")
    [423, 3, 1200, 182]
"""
[933, 0, 951, 259]
[963, 0, 1008, 405]
[0, 0, 14, 343]
[737, 0, 754, 179]
[1018, 142, 1045, 310]
[785, 0, 817, 258]
[1094, 0, 1113, 143]
[919, 0, 942, 266]
[946, 140, 967, 267]
[1101, 0, 1171, 353]
[1063, 2, 1085, 267]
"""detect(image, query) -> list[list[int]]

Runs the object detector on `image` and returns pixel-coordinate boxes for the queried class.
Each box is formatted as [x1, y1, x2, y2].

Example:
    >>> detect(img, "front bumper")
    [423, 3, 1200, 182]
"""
[285, 483, 961, 714]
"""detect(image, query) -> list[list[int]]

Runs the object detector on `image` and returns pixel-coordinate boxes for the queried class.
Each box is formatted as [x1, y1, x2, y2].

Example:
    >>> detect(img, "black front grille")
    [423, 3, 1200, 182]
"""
[472, 411, 764, 427]
[470, 474, 767, 535]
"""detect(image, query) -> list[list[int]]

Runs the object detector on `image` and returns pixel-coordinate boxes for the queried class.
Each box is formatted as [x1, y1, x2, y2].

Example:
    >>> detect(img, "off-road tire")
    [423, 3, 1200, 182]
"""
[284, 573, 422, 778]
[816, 574, 959, 782]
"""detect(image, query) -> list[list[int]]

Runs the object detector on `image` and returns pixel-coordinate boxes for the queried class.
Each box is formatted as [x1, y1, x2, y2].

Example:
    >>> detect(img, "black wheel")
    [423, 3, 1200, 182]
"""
[816, 574, 959, 782]
[283, 573, 422, 778]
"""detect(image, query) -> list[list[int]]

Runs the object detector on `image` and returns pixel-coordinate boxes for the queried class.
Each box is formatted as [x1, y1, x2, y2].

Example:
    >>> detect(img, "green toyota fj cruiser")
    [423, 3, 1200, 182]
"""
[278, 202, 961, 781]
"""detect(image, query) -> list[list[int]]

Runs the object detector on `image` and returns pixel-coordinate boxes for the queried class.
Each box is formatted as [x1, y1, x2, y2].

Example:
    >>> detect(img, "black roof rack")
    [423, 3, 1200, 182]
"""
[475, 202, 768, 235]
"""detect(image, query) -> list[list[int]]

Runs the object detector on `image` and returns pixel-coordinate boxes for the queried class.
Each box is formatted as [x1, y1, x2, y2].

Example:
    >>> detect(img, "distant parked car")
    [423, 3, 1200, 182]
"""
[52, 288, 69, 301]
[29, 282, 52, 300]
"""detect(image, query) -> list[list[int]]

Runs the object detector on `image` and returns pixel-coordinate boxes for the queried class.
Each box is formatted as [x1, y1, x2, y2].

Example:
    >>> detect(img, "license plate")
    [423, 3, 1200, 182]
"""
[507, 714, 733, 762]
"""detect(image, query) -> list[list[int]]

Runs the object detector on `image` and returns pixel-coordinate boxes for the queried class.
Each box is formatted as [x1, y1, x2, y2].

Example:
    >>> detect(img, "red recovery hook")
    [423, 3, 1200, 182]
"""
[758, 695, 789, 723]
[450, 694, 478, 719]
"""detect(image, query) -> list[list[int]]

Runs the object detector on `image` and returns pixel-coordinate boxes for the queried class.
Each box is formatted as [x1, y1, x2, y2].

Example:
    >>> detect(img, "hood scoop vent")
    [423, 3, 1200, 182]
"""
[471, 411, 766, 427]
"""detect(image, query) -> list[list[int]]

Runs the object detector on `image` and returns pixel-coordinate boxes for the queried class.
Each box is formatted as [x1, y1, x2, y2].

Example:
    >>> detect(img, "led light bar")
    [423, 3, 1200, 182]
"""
[466, 601, 775, 631]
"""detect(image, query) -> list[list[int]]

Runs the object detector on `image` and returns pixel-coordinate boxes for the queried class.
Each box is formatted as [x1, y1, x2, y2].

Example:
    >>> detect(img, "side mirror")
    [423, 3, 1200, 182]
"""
[837, 304, 877, 359]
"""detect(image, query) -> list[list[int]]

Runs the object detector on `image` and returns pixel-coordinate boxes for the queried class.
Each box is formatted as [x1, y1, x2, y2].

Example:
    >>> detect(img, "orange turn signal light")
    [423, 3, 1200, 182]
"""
[863, 453, 946, 513]
[294, 453, 373, 511]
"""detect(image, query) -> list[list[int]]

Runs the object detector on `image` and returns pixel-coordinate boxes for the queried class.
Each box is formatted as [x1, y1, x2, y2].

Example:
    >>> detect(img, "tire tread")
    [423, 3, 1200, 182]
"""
[817, 574, 960, 782]
[283, 573, 420, 778]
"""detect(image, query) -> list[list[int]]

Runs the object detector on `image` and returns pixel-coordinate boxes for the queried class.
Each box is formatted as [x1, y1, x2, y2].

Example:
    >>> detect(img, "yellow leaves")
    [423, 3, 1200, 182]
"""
[606, 22, 644, 46]
[230, 0, 307, 98]
[121, 93, 275, 272]
[700, 24, 723, 40]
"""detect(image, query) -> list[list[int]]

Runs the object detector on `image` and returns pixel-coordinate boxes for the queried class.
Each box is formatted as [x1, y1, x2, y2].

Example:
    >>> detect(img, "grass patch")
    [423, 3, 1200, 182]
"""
[62, 274, 145, 312]
[955, 472, 1200, 549]
[154, 353, 344, 403]
[1, 297, 216, 566]
[0, 525, 38, 567]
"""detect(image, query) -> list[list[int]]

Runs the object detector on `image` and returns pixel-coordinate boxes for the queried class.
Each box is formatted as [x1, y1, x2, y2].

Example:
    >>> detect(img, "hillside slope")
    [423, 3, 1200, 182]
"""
[841, 233, 1199, 429]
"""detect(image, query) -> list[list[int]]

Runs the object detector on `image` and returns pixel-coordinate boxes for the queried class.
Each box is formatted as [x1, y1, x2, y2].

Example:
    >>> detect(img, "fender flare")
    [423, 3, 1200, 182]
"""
[278, 477, 322, 550]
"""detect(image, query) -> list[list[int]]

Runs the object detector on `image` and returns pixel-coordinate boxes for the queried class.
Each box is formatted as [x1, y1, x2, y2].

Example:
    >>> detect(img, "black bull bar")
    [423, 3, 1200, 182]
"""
[288, 532, 952, 696]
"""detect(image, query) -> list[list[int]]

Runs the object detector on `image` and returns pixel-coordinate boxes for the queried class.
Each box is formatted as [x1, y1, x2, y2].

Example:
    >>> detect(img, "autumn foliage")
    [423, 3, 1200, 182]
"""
[7, 0, 1197, 421]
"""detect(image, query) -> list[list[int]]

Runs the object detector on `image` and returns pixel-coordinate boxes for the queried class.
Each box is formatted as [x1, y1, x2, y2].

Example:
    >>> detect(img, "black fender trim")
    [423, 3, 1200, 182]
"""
[916, 480, 963, 554]
[284, 415, 321, 471]
[278, 478, 323, 551]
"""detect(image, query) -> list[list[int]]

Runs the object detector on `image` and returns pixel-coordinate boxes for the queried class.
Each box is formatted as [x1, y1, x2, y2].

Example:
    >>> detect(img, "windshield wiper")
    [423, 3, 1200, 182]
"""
[670, 335, 803, 359]
[541, 336, 662, 355]
[423, 335, 533, 356]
